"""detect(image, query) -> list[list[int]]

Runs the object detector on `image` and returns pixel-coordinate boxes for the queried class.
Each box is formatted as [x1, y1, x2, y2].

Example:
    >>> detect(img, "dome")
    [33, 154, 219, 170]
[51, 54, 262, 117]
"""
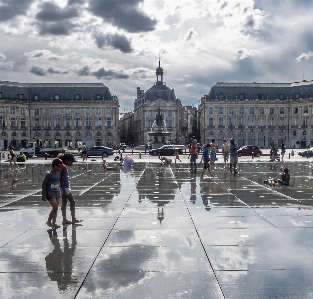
[156, 66, 163, 74]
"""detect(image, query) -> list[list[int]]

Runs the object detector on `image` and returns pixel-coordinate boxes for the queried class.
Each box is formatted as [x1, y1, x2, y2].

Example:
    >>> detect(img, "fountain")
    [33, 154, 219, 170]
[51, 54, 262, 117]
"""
[148, 107, 171, 144]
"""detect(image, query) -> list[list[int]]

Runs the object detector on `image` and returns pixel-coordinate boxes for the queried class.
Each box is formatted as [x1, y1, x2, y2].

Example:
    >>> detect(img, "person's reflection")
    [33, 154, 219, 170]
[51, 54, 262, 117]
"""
[122, 165, 134, 175]
[10, 169, 19, 190]
[45, 226, 78, 291]
[190, 174, 197, 204]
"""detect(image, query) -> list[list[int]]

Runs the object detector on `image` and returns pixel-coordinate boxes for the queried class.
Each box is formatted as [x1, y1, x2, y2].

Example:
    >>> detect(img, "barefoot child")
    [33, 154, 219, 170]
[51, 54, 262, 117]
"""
[57, 153, 82, 225]
[174, 149, 181, 163]
[42, 159, 63, 229]
[8, 146, 19, 169]
[101, 159, 113, 170]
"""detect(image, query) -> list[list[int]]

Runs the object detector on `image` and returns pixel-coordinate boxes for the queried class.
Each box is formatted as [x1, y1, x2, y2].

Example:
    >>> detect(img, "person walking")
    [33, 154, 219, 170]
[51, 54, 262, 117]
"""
[281, 140, 286, 162]
[57, 153, 82, 225]
[174, 149, 181, 163]
[8, 146, 19, 169]
[200, 144, 214, 179]
[210, 139, 217, 170]
[42, 159, 63, 229]
[189, 138, 198, 172]
[221, 139, 230, 168]
[229, 138, 239, 176]
[80, 143, 87, 161]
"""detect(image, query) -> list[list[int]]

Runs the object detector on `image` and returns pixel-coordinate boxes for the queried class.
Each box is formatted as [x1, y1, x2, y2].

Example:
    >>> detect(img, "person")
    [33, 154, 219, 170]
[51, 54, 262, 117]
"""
[281, 140, 286, 162]
[160, 156, 172, 165]
[80, 143, 87, 161]
[16, 152, 27, 162]
[270, 138, 278, 160]
[174, 149, 181, 163]
[210, 139, 217, 170]
[8, 146, 19, 169]
[123, 155, 134, 166]
[57, 153, 82, 225]
[101, 159, 113, 170]
[221, 139, 230, 168]
[200, 144, 214, 179]
[189, 139, 198, 172]
[229, 138, 239, 175]
[278, 168, 290, 186]
[42, 159, 63, 229]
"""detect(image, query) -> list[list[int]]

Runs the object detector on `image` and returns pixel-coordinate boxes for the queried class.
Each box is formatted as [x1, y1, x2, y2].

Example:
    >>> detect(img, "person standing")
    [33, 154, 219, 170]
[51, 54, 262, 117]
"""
[221, 139, 230, 168]
[174, 149, 181, 163]
[200, 144, 214, 179]
[42, 159, 63, 229]
[270, 138, 278, 161]
[229, 138, 239, 175]
[281, 140, 286, 162]
[8, 146, 19, 169]
[210, 139, 217, 170]
[80, 143, 87, 161]
[189, 139, 198, 172]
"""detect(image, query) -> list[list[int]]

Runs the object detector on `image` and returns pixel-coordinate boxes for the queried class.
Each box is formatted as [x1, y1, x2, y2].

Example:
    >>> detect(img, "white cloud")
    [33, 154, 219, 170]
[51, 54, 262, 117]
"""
[296, 51, 313, 62]
[0, 53, 14, 69]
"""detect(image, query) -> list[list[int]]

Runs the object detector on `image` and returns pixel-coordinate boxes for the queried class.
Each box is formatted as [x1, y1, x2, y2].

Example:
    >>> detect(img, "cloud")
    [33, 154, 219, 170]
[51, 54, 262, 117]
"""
[77, 66, 129, 80]
[88, 0, 157, 33]
[36, 2, 79, 22]
[184, 28, 198, 42]
[296, 51, 313, 62]
[0, 0, 34, 23]
[236, 48, 264, 60]
[23, 50, 77, 62]
[30, 66, 69, 76]
[93, 32, 133, 53]
[0, 53, 14, 69]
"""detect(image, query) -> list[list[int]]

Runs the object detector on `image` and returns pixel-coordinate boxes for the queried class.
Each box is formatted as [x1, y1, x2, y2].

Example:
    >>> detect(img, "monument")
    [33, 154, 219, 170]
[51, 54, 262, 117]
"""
[148, 107, 171, 144]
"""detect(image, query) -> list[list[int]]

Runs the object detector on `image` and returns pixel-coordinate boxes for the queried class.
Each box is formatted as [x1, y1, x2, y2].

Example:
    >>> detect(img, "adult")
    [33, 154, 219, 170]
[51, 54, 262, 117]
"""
[8, 146, 19, 169]
[281, 140, 286, 162]
[200, 144, 214, 179]
[210, 139, 217, 170]
[221, 139, 230, 168]
[189, 139, 198, 172]
[270, 138, 278, 161]
[229, 138, 239, 175]
[80, 143, 87, 161]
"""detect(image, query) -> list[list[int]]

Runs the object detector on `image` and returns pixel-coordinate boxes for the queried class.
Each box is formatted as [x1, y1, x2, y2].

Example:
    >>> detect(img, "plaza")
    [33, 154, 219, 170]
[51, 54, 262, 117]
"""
[1, 153, 313, 298]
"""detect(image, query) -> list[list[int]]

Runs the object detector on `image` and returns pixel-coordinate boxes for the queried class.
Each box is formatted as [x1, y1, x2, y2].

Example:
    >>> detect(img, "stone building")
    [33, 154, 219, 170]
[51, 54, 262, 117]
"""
[198, 81, 313, 148]
[123, 61, 197, 145]
[0, 81, 119, 150]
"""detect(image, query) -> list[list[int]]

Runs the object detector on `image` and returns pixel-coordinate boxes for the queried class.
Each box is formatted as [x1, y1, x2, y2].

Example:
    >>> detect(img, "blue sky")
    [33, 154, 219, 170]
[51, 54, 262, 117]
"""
[0, 0, 313, 111]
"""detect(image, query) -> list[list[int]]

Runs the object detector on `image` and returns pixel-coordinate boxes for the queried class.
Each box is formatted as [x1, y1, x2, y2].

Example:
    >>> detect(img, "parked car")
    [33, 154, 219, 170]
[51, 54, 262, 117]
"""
[78, 146, 113, 158]
[149, 145, 183, 156]
[238, 145, 262, 157]
[298, 148, 313, 158]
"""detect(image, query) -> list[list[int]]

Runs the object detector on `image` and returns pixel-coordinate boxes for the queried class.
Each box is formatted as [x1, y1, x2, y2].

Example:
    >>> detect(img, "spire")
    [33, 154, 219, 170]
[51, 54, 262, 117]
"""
[156, 58, 164, 85]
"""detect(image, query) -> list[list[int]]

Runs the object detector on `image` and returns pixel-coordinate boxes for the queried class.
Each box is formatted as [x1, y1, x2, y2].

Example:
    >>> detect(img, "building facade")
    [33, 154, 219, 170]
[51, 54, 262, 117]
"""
[198, 81, 313, 148]
[0, 81, 119, 150]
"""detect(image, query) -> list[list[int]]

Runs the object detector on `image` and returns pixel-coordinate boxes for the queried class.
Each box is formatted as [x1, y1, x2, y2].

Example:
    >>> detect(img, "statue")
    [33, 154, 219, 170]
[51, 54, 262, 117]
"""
[155, 108, 163, 127]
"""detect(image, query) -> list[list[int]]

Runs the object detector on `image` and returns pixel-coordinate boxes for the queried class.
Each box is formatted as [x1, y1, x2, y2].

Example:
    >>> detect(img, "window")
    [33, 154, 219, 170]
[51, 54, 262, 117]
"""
[106, 108, 111, 114]
[65, 108, 70, 116]
[239, 117, 244, 126]
[259, 117, 265, 126]
[55, 94, 60, 100]
[0, 107, 4, 114]
[167, 120, 172, 128]
[75, 108, 81, 115]
[258, 94, 264, 100]
[168, 111, 172, 116]
[106, 117, 111, 126]
[11, 117, 16, 127]
[21, 117, 26, 128]
[55, 118, 60, 127]
[239, 94, 244, 100]
[75, 118, 81, 127]
[295, 93, 300, 99]
[280, 107, 285, 114]
[239, 107, 244, 115]
[18, 94, 24, 100]
[279, 117, 284, 126]
[218, 117, 224, 126]
[293, 130, 297, 136]
[279, 94, 284, 100]
[209, 117, 214, 127]
[303, 117, 308, 126]
[35, 108, 39, 115]
[148, 119, 153, 127]
[260, 107, 264, 115]
[21, 108, 25, 115]
[34, 118, 40, 128]
[0, 116, 5, 127]
[270, 117, 275, 126]
[0, 92, 2, 99]
[229, 117, 234, 126]
[86, 108, 90, 115]
[44, 108, 49, 115]
[86, 117, 91, 127]
[66, 118, 71, 127]
[10, 107, 15, 114]
[96, 108, 101, 115]
[55, 108, 60, 115]
[44, 118, 50, 128]
[229, 108, 234, 115]
[293, 107, 298, 114]
[218, 93, 223, 100]
[34, 94, 39, 101]
[147, 111, 152, 117]
[96, 94, 101, 100]
[75, 94, 80, 100]
[303, 106, 309, 113]
[208, 107, 213, 114]
[292, 117, 298, 126]
[250, 108, 254, 115]
[219, 107, 224, 114]
[248, 117, 254, 126]
[270, 108, 274, 114]
[96, 117, 102, 127]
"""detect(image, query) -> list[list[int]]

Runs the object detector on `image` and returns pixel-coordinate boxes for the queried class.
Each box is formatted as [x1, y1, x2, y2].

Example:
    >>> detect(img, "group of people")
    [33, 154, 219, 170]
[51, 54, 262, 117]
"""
[42, 153, 82, 230]
[188, 137, 240, 178]
[270, 138, 287, 162]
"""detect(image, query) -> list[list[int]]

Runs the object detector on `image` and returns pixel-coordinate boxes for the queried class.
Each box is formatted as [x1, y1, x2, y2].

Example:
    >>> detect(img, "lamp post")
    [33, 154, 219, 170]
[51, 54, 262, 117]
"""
[28, 102, 31, 143]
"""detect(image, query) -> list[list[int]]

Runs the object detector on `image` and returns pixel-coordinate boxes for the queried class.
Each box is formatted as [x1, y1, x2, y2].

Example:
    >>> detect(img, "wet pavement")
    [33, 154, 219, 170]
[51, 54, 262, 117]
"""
[1, 160, 313, 299]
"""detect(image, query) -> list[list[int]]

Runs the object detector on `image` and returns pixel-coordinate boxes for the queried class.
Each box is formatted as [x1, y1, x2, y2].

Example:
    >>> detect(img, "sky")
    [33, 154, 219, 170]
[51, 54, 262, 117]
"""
[0, 0, 313, 111]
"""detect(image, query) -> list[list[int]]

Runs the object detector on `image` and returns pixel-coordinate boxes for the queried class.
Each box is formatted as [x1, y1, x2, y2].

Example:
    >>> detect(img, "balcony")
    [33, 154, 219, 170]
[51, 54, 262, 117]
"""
[64, 126, 71, 130]
[54, 126, 61, 130]
[86, 126, 92, 130]
[10, 126, 18, 130]
[44, 126, 51, 130]
[95, 125, 102, 129]
[75, 126, 82, 130]
[105, 126, 113, 129]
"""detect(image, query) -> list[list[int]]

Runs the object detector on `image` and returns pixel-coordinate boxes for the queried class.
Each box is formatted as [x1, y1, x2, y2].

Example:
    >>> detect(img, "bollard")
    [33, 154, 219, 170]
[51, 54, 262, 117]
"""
[123, 148, 125, 153]
[289, 153, 290, 159]
[120, 152, 122, 159]
[45, 153, 48, 160]
[139, 152, 141, 159]
[145, 149, 146, 154]
[132, 149, 133, 155]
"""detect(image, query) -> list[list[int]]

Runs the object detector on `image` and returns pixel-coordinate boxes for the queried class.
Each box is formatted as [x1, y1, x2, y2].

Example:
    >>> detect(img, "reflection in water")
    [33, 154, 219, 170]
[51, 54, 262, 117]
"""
[190, 173, 197, 204]
[45, 226, 78, 291]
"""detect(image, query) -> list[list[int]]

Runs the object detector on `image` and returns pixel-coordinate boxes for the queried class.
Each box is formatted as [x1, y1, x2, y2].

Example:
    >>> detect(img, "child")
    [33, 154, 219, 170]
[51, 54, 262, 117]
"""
[200, 144, 214, 179]
[160, 156, 172, 165]
[174, 149, 181, 163]
[8, 146, 19, 169]
[42, 159, 63, 229]
[57, 153, 82, 225]
[101, 159, 113, 170]
[278, 168, 290, 186]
